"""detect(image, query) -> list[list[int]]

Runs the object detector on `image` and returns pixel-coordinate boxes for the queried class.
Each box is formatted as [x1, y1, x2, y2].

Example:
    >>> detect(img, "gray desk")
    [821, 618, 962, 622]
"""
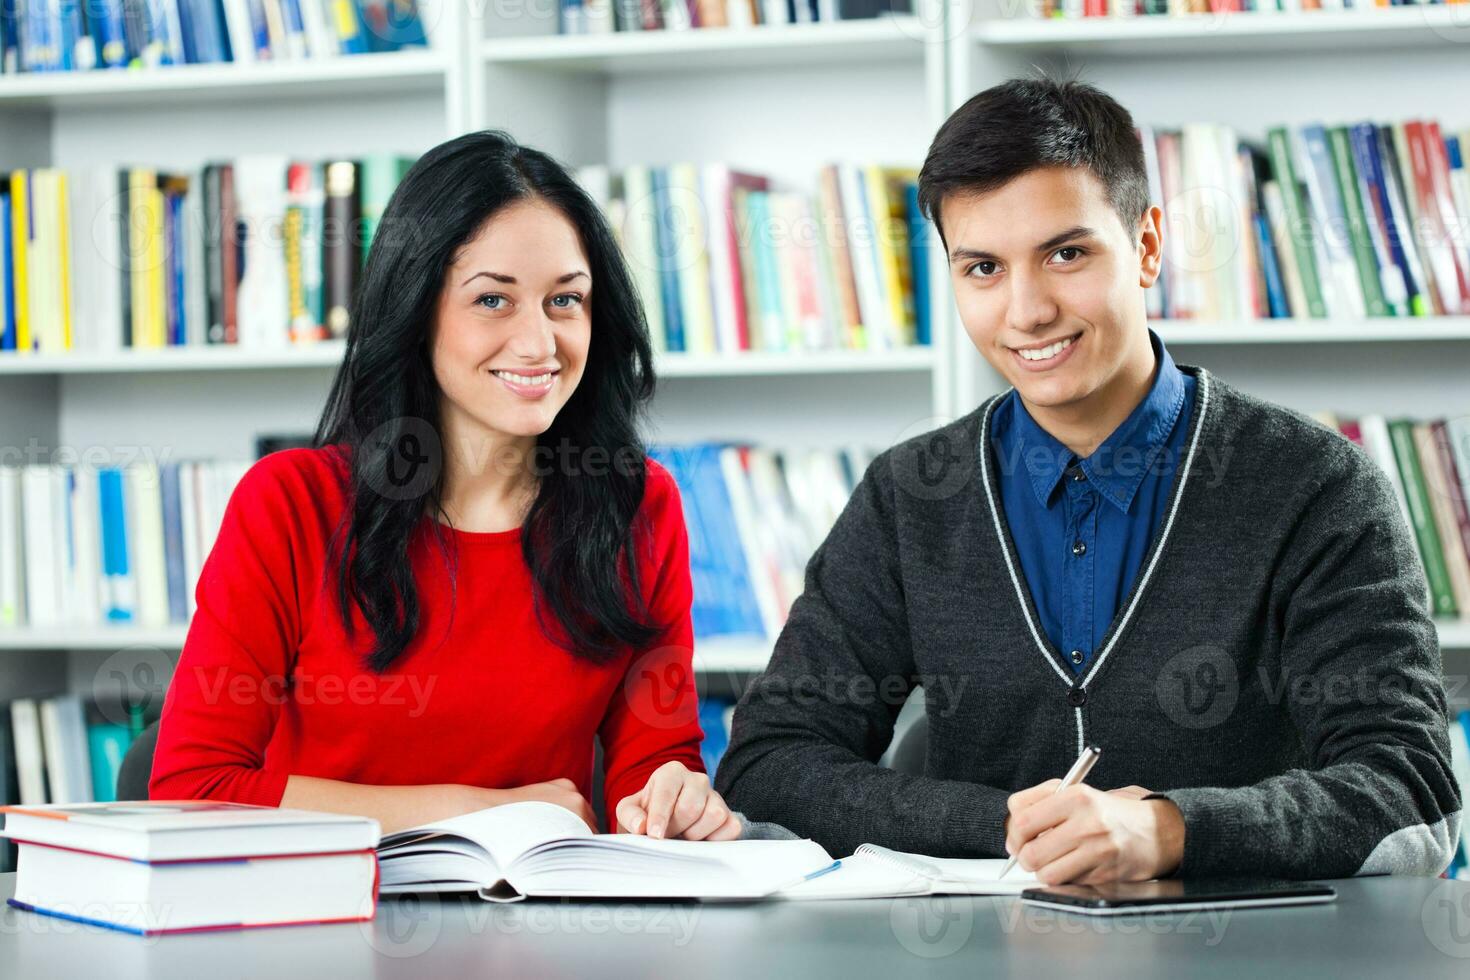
[1, 872, 1468, 979]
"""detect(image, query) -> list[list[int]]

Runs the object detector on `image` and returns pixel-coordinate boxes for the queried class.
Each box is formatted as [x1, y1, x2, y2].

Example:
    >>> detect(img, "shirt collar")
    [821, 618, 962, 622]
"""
[1012, 329, 1187, 514]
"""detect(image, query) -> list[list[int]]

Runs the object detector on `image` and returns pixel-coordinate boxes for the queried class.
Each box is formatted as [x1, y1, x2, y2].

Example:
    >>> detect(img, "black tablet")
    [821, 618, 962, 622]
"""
[1020, 879, 1337, 916]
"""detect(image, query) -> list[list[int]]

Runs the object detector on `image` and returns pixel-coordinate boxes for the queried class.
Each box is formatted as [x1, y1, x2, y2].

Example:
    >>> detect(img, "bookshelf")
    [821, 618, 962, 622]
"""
[950, 2, 1470, 661]
[0, 4, 955, 699]
[3, 2, 1468, 715]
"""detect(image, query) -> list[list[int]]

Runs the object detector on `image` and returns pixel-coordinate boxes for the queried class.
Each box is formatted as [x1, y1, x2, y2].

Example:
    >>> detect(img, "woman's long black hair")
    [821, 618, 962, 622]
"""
[314, 131, 660, 672]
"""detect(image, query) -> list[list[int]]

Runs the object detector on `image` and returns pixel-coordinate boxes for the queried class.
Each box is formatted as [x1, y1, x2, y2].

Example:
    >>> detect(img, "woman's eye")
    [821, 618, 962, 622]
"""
[550, 293, 585, 309]
[476, 294, 506, 310]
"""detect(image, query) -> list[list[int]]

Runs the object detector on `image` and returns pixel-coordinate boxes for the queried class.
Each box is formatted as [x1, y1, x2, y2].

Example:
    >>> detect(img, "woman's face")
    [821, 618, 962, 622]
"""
[429, 198, 593, 453]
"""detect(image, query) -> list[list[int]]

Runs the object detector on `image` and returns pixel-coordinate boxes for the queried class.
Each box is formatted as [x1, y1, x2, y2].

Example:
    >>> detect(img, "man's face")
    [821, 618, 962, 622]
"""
[941, 165, 1161, 412]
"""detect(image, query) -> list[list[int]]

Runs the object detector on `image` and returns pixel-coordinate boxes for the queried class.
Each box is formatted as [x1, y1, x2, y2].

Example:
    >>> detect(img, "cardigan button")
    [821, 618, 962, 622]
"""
[1067, 686, 1087, 707]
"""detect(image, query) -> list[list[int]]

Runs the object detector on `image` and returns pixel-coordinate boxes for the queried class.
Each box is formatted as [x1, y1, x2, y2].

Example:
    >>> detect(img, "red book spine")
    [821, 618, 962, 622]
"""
[1432, 420, 1470, 572]
[1423, 121, 1470, 314]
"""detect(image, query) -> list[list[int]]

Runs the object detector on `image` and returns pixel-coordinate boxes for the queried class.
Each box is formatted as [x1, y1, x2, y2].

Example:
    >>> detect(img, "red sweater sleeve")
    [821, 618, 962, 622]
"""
[597, 459, 706, 829]
[149, 451, 318, 805]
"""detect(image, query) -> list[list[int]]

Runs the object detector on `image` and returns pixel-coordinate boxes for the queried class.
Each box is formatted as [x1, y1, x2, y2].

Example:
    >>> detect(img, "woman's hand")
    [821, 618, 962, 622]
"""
[615, 762, 742, 841]
[487, 778, 598, 833]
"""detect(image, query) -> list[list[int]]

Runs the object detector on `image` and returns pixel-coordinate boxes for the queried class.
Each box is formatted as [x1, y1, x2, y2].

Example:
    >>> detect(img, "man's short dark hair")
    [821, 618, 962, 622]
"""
[917, 76, 1150, 246]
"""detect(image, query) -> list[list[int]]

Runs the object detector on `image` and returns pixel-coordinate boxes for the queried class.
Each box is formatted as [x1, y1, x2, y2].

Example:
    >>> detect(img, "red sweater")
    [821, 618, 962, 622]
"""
[150, 446, 704, 830]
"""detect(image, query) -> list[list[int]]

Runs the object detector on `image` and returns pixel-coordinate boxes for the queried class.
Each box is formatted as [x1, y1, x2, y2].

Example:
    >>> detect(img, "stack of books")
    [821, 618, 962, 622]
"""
[558, 0, 913, 35]
[0, 801, 380, 934]
[0, 156, 415, 355]
[1321, 413, 1470, 621]
[1144, 118, 1470, 324]
[581, 163, 932, 355]
[1023, 0, 1428, 18]
[0, 0, 429, 74]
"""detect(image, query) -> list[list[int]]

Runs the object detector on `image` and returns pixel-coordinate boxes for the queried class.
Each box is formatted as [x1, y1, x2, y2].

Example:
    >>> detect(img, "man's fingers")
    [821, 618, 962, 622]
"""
[1007, 779, 1062, 815]
[1006, 787, 1083, 856]
[1035, 839, 1107, 886]
[1016, 816, 1082, 872]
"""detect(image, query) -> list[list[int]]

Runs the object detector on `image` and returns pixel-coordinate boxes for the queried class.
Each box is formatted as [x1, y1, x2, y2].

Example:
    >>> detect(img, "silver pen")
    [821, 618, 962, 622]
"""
[998, 745, 1103, 879]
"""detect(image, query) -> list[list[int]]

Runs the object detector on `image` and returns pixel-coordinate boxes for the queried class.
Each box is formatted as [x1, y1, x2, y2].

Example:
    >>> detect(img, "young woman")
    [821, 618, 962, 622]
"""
[150, 131, 740, 841]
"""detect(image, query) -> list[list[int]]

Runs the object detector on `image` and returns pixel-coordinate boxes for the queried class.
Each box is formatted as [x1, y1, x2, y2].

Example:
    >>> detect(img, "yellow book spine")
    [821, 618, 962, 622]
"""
[10, 171, 29, 353]
[863, 165, 909, 346]
[56, 171, 73, 351]
[148, 183, 165, 347]
[882, 168, 918, 346]
[128, 170, 148, 347]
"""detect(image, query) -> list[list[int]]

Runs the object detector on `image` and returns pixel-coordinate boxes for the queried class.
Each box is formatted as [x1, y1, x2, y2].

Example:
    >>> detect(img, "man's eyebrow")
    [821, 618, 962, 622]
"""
[460, 270, 591, 287]
[948, 225, 1099, 263]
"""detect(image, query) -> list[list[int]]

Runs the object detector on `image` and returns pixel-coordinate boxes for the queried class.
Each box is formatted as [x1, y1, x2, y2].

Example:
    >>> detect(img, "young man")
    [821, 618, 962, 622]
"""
[716, 78, 1462, 883]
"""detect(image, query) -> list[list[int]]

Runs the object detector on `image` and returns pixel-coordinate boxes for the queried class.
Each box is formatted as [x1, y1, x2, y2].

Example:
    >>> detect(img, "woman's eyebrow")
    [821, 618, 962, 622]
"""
[460, 270, 591, 287]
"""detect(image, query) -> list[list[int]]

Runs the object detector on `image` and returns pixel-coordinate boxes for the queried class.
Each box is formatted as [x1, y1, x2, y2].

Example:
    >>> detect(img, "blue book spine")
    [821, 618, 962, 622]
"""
[1, 0, 18, 73]
[332, 0, 367, 53]
[244, 0, 270, 57]
[652, 446, 716, 639]
[159, 463, 187, 623]
[98, 467, 133, 622]
[91, 0, 129, 66]
[905, 182, 930, 346]
[1253, 212, 1288, 319]
[372, 0, 425, 49]
[202, 0, 229, 61]
[58, 0, 82, 69]
[174, 0, 198, 62]
[280, 0, 305, 54]
[693, 444, 764, 637]
[169, 190, 186, 344]
[87, 724, 133, 802]
[1359, 122, 1423, 315]
[1, 191, 13, 351]
[650, 168, 685, 353]
[747, 192, 785, 352]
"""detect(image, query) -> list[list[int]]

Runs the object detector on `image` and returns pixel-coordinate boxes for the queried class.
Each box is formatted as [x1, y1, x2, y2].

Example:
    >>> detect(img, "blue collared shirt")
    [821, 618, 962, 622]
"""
[988, 329, 1196, 674]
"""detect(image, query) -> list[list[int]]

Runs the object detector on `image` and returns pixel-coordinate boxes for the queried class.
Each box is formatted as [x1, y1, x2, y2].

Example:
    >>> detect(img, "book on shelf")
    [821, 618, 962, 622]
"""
[1138, 116, 1470, 324]
[1020, 0, 1435, 19]
[557, 0, 912, 35]
[377, 799, 835, 901]
[580, 162, 933, 356]
[0, 694, 155, 873]
[0, 0, 429, 75]
[0, 801, 380, 934]
[0, 154, 413, 355]
[1319, 412, 1470, 621]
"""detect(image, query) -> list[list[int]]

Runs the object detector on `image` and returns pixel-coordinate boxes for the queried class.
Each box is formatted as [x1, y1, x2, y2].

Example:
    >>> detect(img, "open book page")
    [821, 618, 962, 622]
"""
[378, 801, 593, 874]
[507, 837, 837, 899]
[780, 846, 1040, 900]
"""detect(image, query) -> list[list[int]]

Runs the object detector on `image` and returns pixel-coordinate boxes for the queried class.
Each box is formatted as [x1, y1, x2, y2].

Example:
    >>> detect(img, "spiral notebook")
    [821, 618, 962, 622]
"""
[780, 844, 1038, 900]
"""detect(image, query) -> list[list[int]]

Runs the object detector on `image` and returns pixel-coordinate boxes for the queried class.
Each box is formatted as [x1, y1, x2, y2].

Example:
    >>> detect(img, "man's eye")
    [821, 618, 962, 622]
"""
[1053, 247, 1084, 263]
[970, 261, 998, 277]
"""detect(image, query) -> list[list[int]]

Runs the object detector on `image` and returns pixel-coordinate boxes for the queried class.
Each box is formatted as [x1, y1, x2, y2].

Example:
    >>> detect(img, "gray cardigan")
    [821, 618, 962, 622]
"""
[717, 367, 1463, 877]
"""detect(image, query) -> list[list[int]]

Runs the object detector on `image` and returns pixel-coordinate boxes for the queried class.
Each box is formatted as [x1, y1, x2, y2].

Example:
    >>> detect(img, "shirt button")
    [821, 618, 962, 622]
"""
[1070, 649, 1084, 665]
[1071, 469, 1085, 482]
[1072, 541, 1086, 557]
[1067, 686, 1087, 707]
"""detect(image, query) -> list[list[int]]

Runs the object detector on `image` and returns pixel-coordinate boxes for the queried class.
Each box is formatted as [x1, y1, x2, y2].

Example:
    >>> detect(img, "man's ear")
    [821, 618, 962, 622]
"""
[1137, 205, 1163, 289]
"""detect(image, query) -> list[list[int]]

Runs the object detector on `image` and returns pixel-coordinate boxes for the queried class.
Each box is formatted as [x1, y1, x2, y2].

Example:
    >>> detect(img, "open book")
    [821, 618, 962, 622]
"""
[377, 801, 837, 902]
[780, 844, 1039, 900]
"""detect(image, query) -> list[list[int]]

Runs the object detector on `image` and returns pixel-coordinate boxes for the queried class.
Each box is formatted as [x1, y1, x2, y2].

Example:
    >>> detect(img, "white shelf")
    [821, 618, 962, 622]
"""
[972, 8, 1470, 56]
[0, 343, 934, 377]
[0, 51, 448, 109]
[483, 18, 927, 73]
[0, 624, 776, 670]
[1153, 319, 1470, 345]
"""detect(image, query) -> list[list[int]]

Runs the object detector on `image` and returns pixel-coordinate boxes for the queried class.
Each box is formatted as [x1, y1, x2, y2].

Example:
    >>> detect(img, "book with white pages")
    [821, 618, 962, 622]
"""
[780, 844, 1039, 900]
[376, 801, 838, 903]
